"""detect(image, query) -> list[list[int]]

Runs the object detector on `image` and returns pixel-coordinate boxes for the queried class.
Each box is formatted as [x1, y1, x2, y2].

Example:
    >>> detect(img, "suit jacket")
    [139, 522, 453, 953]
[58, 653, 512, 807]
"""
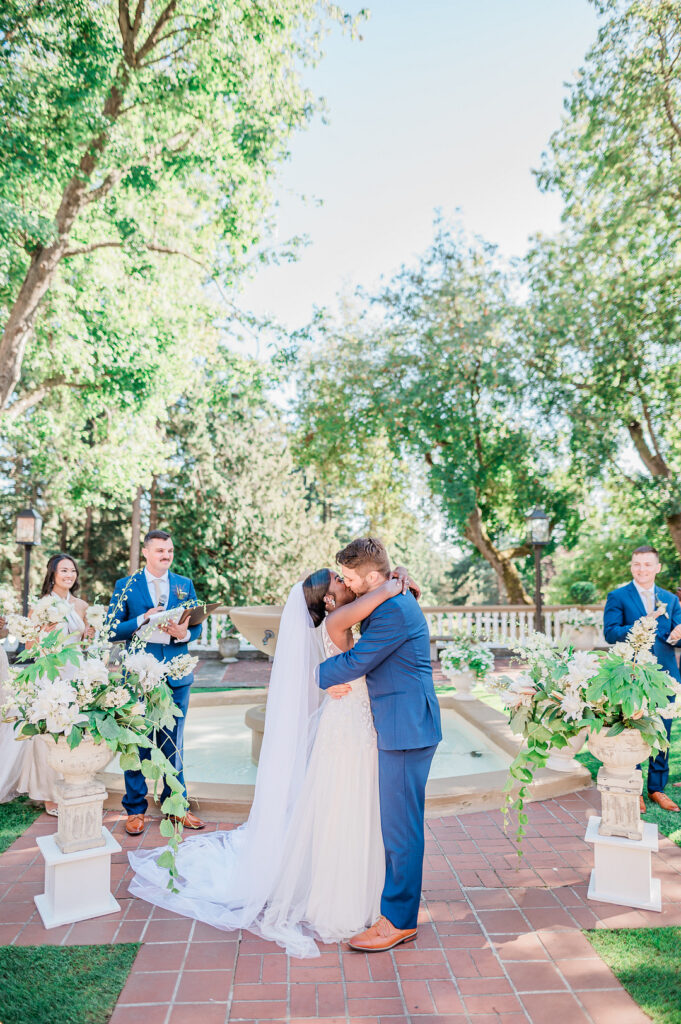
[603, 581, 681, 682]
[318, 590, 442, 751]
[107, 570, 201, 687]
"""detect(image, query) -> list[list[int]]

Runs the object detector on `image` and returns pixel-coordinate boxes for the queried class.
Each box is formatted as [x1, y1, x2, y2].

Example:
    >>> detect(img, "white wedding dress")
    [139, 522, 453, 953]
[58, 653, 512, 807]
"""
[0, 643, 26, 803]
[128, 583, 384, 957]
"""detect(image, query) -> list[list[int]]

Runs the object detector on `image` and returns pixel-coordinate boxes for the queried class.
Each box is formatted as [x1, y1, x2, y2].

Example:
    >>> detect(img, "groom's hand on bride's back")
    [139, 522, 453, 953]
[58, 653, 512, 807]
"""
[326, 683, 352, 700]
[392, 566, 421, 601]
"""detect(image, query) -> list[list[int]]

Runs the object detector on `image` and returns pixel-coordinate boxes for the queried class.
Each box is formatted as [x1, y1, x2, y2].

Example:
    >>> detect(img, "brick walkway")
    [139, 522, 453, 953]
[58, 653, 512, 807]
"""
[2, 791, 681, 1024]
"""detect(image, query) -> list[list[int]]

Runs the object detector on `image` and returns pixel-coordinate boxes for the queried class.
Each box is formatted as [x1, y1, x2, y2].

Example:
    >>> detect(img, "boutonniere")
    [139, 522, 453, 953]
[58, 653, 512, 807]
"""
[172, 585, 189, 602]
[656, 598, 668, 618]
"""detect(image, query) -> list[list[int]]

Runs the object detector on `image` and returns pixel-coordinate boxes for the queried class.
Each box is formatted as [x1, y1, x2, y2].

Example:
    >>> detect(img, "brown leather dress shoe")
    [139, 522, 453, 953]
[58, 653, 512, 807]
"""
[648, 791, 680, 812]
[639, 795, 646, 814]
[167, 810, 206, 830]
[125, 814, 146, 835]
[347, 916, 417, 952]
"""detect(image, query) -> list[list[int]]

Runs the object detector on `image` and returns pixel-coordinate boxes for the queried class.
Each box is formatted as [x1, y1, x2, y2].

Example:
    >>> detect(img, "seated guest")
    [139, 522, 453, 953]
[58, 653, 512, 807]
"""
[603, 546, 681, 813]
[107, 530, 205, 836]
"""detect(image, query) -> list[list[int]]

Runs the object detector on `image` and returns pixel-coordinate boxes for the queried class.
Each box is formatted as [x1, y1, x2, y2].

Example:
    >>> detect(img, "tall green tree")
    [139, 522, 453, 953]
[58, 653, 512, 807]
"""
[527, 0, 681, 559]
[297, 225, 575, 602]
[0, 0, 355, 413]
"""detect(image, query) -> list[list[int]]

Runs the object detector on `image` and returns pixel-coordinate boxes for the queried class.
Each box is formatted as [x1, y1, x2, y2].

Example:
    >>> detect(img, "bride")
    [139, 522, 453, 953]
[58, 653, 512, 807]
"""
[128, 569, 409, 956]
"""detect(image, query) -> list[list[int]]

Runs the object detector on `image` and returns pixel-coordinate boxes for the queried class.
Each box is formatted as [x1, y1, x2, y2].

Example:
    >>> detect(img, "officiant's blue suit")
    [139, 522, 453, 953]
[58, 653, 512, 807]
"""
[603, 581, 681, 794]
[319, 591, 442, 929]
[107, 570, 202, 815]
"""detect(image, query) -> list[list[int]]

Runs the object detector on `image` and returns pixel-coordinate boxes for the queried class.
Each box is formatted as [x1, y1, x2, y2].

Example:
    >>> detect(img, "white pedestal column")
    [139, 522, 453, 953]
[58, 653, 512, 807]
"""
[34, 826, 121, 929]
[584, 815, 661, 912]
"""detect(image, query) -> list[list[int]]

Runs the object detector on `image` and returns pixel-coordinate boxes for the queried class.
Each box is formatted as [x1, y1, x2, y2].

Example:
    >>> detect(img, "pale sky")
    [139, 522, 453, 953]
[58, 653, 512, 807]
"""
[237, 0, 599, 336]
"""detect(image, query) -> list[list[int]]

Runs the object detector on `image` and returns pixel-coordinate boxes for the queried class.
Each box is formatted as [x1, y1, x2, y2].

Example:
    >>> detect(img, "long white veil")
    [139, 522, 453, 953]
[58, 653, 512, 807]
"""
[127, 582, 325, 939]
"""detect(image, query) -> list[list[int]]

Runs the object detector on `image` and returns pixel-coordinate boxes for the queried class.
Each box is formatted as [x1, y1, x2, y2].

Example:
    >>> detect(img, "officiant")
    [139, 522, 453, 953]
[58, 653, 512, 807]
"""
[107, 530, 206, 835]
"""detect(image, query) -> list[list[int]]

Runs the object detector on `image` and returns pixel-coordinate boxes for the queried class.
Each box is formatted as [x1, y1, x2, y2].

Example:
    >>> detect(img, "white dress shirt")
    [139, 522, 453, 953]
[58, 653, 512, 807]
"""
[136, 569, 171, 634]
[633, 581, 655, 615]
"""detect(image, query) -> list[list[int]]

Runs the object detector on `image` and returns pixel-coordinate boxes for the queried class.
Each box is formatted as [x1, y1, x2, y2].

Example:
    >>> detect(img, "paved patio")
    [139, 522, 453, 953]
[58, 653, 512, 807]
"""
[2, 790, 681, 1024]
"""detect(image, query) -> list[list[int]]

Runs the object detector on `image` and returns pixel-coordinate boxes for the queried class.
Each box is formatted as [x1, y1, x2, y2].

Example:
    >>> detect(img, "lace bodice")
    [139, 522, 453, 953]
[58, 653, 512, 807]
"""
[320, 621, 374, 739]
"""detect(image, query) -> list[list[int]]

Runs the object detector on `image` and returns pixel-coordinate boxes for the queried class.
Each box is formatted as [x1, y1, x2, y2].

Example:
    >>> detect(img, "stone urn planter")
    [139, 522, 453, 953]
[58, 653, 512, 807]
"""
[217, 636, 240, 663]
[40, 735, 114, 854]
[587, 727, 651, 840]
[245, 705, 266, 765]
[563, 625, 603, 650]
[443, 668, 476, 701]
[546, 728, 588, 773]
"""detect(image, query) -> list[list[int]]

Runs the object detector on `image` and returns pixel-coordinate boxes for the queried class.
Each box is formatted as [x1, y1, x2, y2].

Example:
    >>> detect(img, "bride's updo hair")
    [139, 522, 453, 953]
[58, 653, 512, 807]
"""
[302, 569, 331, 627]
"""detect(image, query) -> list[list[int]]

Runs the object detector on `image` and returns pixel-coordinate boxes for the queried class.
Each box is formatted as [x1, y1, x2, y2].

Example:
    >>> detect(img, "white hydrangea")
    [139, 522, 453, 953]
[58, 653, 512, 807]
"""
[166, 654, 198, 680]
[559, 688, 586, 722]
[85, 605, 108, 634]
[6, 614, 40, 644]
[45, 703, 87, 736]
[31, 595, 70, 628]
[611, 642, 635, 662]
[102, 686, 131, 709]
[122, 651, 166, 693]
[76, 658, 110, 687]
[566, 650, 601, 686]
[28, 679, 78, 723]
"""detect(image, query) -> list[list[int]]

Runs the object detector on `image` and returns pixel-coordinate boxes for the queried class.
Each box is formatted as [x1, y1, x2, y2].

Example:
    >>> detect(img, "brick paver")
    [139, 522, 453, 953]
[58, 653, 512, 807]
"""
[2, 789, 680, 1023]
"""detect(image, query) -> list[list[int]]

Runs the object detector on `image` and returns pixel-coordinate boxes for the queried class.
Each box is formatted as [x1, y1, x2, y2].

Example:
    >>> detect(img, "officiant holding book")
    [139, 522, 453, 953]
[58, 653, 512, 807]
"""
[107, 530, 206, 835]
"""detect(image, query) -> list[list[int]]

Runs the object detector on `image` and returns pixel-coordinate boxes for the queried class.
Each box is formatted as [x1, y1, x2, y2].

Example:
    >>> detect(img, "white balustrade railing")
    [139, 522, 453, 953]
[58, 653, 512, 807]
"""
[192, 604, 604, 653]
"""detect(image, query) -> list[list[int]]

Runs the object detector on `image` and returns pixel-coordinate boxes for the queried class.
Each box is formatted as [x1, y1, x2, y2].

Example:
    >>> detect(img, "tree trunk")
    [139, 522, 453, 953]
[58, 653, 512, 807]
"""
[129, 486, 143, 574]
[464, 504, 532, 605]
[82, 506, 93, 565]
[149, 475, 159, 531]
[59, 517, 68, 551]
[0, 75, 127, 410]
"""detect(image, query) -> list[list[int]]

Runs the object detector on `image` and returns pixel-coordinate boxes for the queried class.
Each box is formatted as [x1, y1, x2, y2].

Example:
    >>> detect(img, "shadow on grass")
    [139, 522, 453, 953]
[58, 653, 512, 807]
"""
[587, 927, 681, 1024]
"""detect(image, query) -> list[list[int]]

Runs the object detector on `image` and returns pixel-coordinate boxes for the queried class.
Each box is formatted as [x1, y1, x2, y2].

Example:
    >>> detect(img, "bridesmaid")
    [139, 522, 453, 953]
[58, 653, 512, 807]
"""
[19, 553, 94, 814]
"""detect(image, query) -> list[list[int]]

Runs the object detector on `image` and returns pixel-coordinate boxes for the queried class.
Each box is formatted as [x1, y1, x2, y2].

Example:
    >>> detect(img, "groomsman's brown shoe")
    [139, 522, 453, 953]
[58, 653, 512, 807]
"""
[167, 810, 206, 830]
[648, 791, 680, 812]
[347, 916, 417, 952]
[639, 795, 646, 814]
[125, 814, 146, 835]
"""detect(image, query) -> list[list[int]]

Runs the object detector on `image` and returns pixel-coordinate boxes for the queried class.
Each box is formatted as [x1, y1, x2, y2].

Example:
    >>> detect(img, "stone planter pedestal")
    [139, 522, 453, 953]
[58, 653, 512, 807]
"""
[34, 735, 120, 929]
[546, 728, 588, 773]
[563, 625, 603, 650]
[218, 636, 240, 663]
[245, 705, 266, 765]
[443, 668, 476, 701]
[584, 726, 660, 913]
[585, 816, 661, 912]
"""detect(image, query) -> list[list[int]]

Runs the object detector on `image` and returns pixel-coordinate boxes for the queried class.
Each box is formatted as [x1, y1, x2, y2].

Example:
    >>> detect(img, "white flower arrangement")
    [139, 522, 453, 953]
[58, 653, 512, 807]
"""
[31, 594, 70, 628]
[440, 634, 495, 680]
[0, 585, 20, 617]
[493, 616, 680, 849]
[559, 607, 602, 630]
[166, 654, 199, 680]
[6, 613, 41, 645]
[85, 604, 108, 635]
[122, 650, 167, 693]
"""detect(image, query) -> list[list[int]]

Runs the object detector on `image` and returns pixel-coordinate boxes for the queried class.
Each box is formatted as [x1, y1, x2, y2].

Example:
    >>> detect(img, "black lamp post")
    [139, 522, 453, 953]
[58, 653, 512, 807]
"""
[15, 508, 43, 616]
[526, 507, 550, 633]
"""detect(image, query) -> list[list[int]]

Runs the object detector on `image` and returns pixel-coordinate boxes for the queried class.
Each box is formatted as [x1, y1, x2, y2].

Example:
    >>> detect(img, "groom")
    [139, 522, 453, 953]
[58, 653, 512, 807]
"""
[107, 530, 206, 835]
[319, 537, 442, 952]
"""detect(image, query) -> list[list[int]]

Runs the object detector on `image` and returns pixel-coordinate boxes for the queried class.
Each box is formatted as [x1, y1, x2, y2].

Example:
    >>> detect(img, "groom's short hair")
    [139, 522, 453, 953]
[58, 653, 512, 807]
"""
[336, 537, 390, 577]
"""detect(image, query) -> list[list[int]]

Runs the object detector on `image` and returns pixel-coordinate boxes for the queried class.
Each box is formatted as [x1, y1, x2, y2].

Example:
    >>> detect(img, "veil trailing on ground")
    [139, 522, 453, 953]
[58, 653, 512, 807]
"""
[127, 582, 325, 938]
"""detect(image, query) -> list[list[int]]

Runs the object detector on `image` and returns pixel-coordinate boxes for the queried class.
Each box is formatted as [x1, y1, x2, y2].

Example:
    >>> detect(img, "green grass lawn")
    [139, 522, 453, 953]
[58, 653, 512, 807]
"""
[577, 720, 681, 848]
[0, 944, 140, 1024]
[0, 796, 42, 855]
[587, 928, 681, 1024]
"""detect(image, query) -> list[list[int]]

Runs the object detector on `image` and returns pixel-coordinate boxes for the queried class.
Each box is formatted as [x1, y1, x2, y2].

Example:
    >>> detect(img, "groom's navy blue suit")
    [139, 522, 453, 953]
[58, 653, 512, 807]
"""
[319, 590, 442, 929]
[603, 581, 680, 794]
[107, 570, 202, 815]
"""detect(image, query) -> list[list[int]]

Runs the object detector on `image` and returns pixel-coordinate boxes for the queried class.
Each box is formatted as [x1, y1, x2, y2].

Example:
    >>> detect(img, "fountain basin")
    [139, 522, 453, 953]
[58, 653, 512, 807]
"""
[228, 606, 283, 655]
[100, 691, 591, 821]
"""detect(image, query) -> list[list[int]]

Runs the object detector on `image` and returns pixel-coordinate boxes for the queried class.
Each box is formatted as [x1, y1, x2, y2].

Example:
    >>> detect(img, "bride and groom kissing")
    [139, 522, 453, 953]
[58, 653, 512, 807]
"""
[128, 537, 442, 958]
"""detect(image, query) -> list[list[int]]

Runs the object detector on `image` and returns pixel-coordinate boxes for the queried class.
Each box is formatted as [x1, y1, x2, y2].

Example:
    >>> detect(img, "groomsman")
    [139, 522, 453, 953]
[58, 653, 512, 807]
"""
[603, 545, 681, 814]
[107, 530, 205, 835]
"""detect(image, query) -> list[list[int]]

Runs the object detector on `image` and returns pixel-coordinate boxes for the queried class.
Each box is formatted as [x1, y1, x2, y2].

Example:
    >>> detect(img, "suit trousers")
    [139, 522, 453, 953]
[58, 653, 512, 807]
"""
[378, 745, 437, 929]
[122, 680, 191, 816]
[644, 712, 673, 794]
